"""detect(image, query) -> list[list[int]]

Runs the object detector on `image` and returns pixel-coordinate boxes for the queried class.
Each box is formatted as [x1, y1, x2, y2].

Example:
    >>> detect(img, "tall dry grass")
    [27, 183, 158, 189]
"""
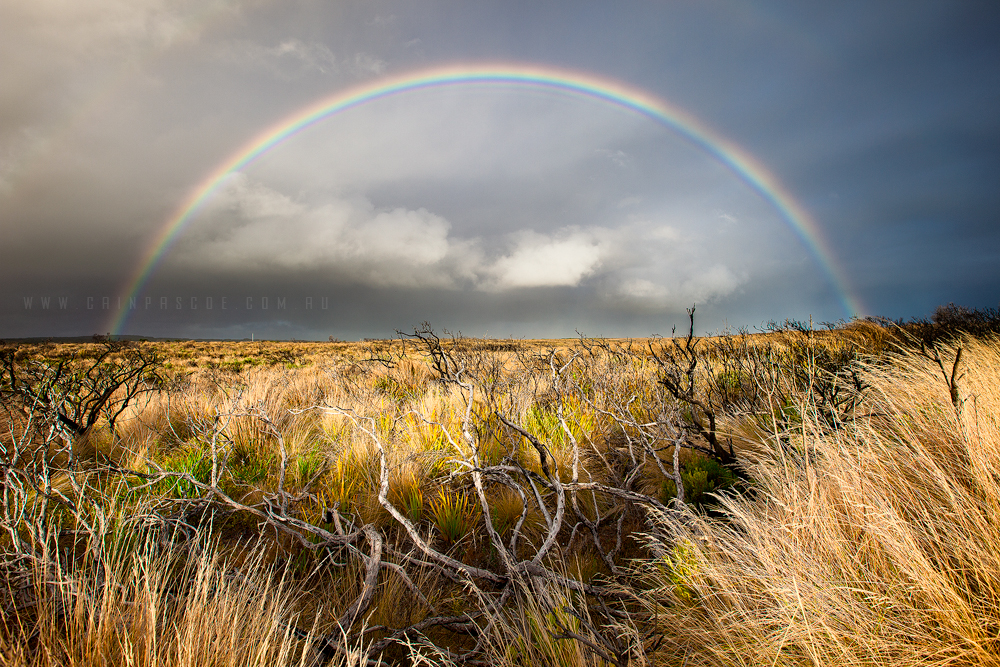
[9, 328, 1000, 665]
[0, 528, 327, 667]
[645, 335, 1000, 666]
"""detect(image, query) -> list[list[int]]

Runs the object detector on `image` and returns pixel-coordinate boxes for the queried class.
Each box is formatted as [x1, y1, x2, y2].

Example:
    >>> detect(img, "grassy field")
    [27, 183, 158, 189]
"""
[2, 308, 999, 665]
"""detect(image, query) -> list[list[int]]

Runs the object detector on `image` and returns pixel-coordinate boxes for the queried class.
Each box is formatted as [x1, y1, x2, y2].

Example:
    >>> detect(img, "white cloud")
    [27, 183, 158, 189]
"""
[367, 14, 398, 26]
[216, 39, 338, 78]
[175, 175, 482, 288]
[350, 52, 387, 76]
[679, 264, 742, 301]
[221, 174, 304, 218]
[221, 42, 383, 79]
[617, 278, 667, 299]
[483, 228, 605, 289]
[595, 148, 629, 167]
[265, 39, 337, 73]
[171, 177, 744, 305]
[611, 264, 742, 307]
[648, 225, 679, 240]
[597, 216, 746, 307]
[174, 177, 620, 291]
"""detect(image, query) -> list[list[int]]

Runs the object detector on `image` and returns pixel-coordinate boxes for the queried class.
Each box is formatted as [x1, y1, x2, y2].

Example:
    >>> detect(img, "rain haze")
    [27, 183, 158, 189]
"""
[2, 1, 998, 340]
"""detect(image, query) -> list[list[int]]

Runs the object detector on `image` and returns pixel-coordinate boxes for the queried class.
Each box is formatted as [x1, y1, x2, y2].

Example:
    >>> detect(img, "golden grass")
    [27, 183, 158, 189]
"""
[645, 335, 1000, 666]
[6, 329, 1000, 665]
[0, 530, 320, 667]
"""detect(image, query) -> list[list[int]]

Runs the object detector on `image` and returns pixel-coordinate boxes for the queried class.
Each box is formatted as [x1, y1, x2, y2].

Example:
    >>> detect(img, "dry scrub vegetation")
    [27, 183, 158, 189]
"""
[2, 305, 1000, 666]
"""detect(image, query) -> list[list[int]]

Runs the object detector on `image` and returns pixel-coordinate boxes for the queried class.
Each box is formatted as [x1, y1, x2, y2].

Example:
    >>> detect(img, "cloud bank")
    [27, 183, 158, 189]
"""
[168, 174, 744, 309]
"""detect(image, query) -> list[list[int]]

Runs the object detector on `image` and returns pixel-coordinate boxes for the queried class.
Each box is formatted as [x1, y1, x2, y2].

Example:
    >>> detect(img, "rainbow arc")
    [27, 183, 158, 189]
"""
[112, 63, 861, 334]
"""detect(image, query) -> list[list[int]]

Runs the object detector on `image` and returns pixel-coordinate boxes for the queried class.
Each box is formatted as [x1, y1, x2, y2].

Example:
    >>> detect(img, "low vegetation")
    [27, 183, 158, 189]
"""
[1, 303, 999, 665]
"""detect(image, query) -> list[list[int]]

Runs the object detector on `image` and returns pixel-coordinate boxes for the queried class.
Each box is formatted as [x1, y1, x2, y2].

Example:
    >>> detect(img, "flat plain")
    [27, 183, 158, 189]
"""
[3, 312, 999, 666]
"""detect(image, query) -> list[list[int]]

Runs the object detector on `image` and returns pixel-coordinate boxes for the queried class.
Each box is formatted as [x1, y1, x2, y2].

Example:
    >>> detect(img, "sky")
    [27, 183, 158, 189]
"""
[2, 0, 998, 340]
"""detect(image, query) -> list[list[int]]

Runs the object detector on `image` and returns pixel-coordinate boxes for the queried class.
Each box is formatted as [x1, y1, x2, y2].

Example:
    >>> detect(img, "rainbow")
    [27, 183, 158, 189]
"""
[112, 63, 862, 334]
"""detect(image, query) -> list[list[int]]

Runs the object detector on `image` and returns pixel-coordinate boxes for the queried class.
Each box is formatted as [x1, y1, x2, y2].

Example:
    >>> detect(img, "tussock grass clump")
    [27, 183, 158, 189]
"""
[429, 489, 481, 547]
[645, 335, 1000, 667]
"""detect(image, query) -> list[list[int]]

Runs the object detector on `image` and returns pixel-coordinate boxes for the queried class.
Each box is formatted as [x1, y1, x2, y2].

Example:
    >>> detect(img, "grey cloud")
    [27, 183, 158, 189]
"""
[0, 0, 211, 59]
[612, 264, 742, 307]
[167, 174, 748, 311]
[4, 1, 998, 340]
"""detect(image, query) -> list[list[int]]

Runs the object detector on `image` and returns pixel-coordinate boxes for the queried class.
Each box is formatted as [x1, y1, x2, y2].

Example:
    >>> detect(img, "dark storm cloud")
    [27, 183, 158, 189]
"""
[2, 1, 998, 339]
